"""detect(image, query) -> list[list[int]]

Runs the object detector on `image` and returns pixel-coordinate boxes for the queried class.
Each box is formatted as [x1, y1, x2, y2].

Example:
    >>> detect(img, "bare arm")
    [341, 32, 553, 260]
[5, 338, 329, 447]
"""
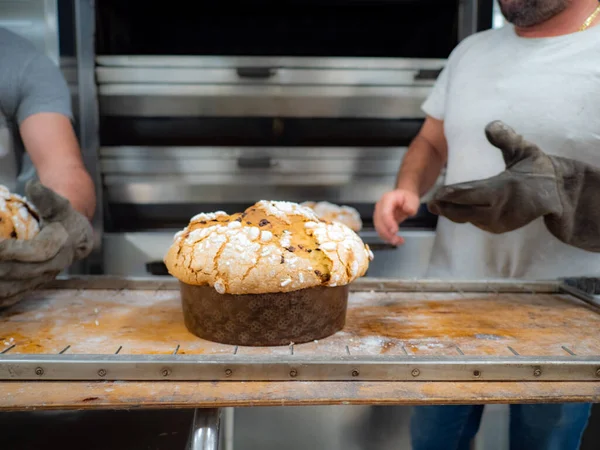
[20, 112, 96, 220]
[396, 116, 448, 196]
[374, 116, 448, 245]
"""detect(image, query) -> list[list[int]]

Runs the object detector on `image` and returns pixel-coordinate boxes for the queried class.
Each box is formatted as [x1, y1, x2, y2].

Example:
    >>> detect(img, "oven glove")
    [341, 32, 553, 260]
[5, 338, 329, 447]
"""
[428, 120, 600, 253]
[0, 181, 94, 308]
[562, 277, 600, 295]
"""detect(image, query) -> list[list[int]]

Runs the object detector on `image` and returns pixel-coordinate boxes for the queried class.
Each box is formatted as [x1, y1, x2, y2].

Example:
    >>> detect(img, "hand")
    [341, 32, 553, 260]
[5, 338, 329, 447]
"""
[428, 120, 600, 252]
[374, 189, 420, 245]
[0, 181, 94, 308]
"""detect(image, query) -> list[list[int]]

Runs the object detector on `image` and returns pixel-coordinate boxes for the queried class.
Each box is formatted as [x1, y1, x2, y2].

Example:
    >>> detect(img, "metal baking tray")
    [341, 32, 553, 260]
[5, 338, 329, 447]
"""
[0, 277, 598, 383]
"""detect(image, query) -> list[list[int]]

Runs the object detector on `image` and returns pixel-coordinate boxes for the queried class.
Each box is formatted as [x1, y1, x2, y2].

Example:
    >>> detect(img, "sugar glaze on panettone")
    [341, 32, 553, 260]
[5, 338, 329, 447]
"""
[164, 200, 373, 295]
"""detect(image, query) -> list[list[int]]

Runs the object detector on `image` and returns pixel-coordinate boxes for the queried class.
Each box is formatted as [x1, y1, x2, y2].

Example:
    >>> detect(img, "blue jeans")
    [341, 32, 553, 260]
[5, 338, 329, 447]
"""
[411, 403, 592, 450]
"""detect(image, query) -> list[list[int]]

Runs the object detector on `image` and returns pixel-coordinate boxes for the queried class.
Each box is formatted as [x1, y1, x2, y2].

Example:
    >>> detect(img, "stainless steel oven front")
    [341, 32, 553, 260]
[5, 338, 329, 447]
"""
[93, 0, 495, 277]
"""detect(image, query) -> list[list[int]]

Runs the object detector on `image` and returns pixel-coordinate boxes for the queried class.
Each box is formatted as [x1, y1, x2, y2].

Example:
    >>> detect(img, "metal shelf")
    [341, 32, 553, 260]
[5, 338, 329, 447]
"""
[1, 277, 598, 383]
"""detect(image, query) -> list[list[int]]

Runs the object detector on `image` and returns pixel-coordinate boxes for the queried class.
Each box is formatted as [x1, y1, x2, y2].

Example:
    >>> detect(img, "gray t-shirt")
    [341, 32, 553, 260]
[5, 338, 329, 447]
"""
[422, 24, 600, 280]
[0, 27, 73, 194]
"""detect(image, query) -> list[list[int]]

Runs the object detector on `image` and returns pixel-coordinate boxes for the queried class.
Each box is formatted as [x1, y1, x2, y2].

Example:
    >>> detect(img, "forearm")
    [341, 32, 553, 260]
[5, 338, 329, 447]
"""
[20, 113, 96, 221]
[396, 135, 446, 196]
[37, 162, 96, 221]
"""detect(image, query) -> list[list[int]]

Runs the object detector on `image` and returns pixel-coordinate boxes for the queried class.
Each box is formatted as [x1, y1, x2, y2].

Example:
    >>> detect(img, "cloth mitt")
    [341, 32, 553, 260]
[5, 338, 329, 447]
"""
[0, 181, 94, 308]
[428, 120, 600, 253]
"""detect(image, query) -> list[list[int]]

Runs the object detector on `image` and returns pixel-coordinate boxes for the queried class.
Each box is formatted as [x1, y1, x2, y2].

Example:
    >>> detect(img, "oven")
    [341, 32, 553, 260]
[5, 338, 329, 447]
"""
[91, 0, 495, 277]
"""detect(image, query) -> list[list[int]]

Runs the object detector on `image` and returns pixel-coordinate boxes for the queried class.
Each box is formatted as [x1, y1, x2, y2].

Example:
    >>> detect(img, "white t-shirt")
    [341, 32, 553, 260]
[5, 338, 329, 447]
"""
[0, 28, 72, 194]
[422, 23, 600, 280]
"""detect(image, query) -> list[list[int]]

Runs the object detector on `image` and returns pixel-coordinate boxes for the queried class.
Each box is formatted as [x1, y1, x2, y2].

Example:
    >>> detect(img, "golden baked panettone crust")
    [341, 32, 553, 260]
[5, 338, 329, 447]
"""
[0, 185, 40, 240]
[301, 201, 363, 232]
[164, 200, 373, 295]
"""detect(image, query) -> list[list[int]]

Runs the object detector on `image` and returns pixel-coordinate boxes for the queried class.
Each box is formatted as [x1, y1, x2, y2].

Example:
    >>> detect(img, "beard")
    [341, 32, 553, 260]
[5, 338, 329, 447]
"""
[499, 0, 571, 27]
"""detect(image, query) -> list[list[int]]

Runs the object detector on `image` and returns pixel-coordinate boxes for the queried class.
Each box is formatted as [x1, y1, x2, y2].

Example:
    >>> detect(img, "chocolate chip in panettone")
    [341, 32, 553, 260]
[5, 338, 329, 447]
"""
[297, 244, 304, 249]
[285, 246, 296, 253]
[259, 219, 270, 227]
[281, 255, 285, 264]
[246, 221, 252, 225]
[200, 221, 207, 225]
[307, 249, 312, 253]
[313, 270, 331, 283]
[236, 217, 243, 222]
[10, 230, 16, 238]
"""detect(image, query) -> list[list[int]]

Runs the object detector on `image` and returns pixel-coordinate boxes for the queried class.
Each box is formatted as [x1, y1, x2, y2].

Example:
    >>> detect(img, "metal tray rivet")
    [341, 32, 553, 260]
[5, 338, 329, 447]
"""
[289, 369, 298, 378]
[473, 370, 481, 378]
[352, 370, 360, 377]
[161, 368, 171, 377]
[411, 369, 420, 377]
[97, 369, 107, 377]
[533, 368, 542, 377]
[35, 367, 44, 376]
[225, 369, 233, 377]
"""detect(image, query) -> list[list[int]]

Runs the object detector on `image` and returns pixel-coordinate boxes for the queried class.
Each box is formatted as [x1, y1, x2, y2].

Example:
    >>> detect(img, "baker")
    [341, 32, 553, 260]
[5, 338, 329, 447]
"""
[374, 0, 600, 448]
[0, 27, 95, 307]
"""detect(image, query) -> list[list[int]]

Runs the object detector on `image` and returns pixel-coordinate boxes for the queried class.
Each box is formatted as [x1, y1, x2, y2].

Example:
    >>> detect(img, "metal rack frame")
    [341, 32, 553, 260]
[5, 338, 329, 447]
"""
[1, 276, 598, 449]
[2, 354, 598, 383]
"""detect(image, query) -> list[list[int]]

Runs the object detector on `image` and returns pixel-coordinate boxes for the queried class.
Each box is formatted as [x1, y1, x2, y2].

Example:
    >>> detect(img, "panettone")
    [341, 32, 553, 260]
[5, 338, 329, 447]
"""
[165, 200, 374, 346]
[301, 201, 363, 232]
[0, 185, 40, 240]
[165, 200, 373, 295]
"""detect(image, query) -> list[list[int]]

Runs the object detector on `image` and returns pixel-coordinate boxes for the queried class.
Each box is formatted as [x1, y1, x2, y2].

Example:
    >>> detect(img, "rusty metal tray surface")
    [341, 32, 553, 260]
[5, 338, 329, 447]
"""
[0, 276, 599, 384]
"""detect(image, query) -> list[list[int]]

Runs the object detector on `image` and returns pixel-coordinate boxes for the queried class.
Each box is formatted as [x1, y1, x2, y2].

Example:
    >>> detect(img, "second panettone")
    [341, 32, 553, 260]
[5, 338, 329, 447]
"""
[0, 185, 40, 240]
[301, 201, 363, 232]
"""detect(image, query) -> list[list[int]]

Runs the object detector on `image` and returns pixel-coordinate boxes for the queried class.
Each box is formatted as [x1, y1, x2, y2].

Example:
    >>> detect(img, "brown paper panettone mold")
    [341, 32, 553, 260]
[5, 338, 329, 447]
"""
[180, 283, 349, 346]
[165, 200, 373, 346]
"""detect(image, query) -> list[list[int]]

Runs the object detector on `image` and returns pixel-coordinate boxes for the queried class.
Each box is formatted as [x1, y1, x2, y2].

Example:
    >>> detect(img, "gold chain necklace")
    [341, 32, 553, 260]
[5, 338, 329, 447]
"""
[579, 3, 600, 31]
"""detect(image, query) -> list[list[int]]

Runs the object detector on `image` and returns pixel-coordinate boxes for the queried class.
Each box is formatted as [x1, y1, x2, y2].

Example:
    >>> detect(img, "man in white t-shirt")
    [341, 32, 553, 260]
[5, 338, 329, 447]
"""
[374, 0, 599, 448]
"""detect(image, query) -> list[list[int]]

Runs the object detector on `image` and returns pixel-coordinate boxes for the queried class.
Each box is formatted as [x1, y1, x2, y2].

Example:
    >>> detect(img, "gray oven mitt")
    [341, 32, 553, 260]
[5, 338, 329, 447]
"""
[0, 181, 94, 308]
[428, 120, 600, 252]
